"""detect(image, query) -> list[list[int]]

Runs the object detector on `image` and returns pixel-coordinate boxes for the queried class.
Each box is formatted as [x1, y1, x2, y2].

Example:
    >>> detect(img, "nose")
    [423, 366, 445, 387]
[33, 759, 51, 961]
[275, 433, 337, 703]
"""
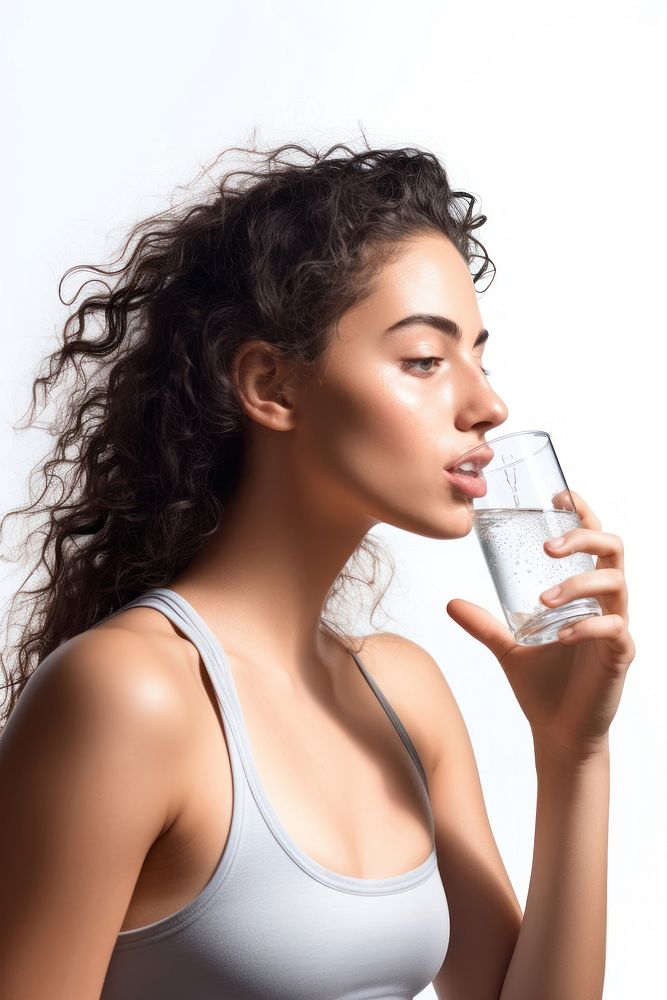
[457, 369, 509, 431]
[489, 387, 509, 427]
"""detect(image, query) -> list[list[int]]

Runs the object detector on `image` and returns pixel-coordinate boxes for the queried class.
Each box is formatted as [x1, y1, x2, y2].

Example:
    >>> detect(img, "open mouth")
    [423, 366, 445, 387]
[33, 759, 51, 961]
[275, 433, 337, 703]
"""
[445, 444, 494, 477]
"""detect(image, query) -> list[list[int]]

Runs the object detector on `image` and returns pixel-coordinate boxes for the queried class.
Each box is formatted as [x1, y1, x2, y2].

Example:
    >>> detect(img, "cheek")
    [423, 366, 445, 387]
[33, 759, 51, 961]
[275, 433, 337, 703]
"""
[301, 368, 446, 485]
[362, 368, 454, 459]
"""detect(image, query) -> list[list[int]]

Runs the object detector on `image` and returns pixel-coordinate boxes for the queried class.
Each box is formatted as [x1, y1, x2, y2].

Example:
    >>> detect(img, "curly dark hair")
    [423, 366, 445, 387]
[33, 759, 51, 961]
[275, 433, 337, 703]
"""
[0, 136, 495, 733]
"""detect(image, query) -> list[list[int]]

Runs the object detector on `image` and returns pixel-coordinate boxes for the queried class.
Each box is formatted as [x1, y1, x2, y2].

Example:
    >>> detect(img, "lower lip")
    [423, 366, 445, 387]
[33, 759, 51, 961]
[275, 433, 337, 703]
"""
[443, 468, 488, 498]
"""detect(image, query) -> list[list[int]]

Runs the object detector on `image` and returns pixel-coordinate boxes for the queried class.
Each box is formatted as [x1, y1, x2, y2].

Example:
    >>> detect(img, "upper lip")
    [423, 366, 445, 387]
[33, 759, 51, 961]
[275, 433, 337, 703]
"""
[445, 444, 494, 472]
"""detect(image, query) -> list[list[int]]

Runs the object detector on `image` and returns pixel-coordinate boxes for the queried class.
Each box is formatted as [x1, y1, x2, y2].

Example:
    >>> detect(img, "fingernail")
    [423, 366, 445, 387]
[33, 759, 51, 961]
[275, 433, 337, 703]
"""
[549, 535, 565, 548]
[541, 585, 561, 601]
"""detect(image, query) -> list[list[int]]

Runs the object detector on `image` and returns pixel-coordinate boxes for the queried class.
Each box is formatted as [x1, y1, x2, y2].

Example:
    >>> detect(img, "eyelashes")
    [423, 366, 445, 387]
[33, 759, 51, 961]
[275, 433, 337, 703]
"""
[402, 357, 492, 378]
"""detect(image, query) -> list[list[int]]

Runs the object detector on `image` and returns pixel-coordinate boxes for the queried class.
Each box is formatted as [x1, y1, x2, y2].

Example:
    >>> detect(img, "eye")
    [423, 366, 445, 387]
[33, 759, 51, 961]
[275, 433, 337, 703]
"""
[402, 357, 443, 375]
[402, 357, 492, 378]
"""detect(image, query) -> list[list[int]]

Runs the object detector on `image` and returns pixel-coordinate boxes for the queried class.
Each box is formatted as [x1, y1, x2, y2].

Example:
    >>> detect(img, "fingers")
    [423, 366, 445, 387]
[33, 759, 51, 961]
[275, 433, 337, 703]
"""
[544, 527, 624, 568]
[556, 613, 635, 672]
[552, 489, 602, 532]
[569, 490, 602, 531]
[540, 567, 628, 623]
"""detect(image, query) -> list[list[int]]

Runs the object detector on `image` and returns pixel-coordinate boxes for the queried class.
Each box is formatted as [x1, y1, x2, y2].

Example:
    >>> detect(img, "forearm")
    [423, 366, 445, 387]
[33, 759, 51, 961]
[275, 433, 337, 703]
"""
[499, 740, 610, 1000]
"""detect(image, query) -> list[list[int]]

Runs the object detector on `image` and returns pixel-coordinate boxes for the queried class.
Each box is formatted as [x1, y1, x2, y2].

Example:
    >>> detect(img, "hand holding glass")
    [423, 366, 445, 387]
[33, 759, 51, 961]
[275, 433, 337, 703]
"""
[451, 430, 602, 646]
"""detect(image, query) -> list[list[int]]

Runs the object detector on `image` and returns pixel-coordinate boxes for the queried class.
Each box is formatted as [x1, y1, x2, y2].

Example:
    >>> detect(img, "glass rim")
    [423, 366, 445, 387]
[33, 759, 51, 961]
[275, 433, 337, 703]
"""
[459, 430, 552, 474]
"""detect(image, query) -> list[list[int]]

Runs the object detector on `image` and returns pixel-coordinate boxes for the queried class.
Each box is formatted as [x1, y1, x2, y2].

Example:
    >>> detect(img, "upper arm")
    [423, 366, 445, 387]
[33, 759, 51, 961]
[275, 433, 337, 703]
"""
[360, 632, 523, 1000]
[0, 629, 189, 999]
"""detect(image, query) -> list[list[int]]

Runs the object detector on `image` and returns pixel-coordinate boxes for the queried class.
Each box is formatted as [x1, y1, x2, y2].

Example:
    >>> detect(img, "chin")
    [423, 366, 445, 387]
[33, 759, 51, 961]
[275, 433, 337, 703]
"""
[384, 502, 476, 541]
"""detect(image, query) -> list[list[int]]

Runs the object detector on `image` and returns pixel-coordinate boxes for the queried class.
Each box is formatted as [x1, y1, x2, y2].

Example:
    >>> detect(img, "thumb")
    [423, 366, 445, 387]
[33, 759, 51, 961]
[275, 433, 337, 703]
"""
[446, 598, 517, 666]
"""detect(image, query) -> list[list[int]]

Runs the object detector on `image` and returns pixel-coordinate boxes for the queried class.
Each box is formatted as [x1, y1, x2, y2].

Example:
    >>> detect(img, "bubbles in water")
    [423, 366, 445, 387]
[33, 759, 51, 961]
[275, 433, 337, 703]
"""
[473, 507, 582, 631]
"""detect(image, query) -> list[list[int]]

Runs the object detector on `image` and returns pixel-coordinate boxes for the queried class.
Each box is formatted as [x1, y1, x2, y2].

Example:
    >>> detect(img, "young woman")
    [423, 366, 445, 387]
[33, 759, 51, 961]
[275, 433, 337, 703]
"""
[0, 141, 634, 1000]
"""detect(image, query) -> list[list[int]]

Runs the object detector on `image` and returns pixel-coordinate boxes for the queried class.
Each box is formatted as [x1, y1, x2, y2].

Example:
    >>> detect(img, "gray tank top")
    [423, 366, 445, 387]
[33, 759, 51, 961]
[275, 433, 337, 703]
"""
[100, 587, 450, 999]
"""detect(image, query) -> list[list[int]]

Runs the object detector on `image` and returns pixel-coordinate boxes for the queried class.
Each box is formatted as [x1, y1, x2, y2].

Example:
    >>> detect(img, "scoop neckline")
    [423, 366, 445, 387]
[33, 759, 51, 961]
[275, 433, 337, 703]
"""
[149, 586, 438, 896]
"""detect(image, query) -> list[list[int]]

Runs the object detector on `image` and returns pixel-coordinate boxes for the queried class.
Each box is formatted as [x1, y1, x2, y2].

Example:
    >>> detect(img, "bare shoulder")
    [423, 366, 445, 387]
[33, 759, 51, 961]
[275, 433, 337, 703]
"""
[2, 614, 195, 847]
[0, 616, 193, 998]
[356, 630, 463, 782]
[15, 613, 193, 751]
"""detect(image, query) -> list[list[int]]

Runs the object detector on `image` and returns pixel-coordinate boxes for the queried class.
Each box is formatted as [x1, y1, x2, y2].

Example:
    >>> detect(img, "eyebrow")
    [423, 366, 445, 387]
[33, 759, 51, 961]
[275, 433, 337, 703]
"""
[384, 313, 489, 348]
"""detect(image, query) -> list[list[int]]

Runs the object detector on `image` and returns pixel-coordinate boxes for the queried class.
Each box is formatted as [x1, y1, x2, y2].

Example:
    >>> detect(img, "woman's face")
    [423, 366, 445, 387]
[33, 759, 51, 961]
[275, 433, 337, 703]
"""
[294, 231, 509, 540]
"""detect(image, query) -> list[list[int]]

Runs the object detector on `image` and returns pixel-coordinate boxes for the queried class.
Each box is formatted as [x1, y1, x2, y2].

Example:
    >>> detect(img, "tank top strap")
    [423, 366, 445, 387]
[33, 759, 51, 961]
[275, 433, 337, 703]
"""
[104, 587, 247, 752]
[109, 588, 431, 796]
[349, 649, 430, 791]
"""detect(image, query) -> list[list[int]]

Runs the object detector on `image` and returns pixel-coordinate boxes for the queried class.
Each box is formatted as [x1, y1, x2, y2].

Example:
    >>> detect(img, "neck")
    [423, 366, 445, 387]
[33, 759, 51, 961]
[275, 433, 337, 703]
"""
[167, 459, 377, 685]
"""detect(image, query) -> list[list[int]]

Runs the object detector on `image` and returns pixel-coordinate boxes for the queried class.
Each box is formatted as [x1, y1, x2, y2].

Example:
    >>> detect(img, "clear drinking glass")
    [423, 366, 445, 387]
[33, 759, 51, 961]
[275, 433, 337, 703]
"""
[452, 429, 603, 646]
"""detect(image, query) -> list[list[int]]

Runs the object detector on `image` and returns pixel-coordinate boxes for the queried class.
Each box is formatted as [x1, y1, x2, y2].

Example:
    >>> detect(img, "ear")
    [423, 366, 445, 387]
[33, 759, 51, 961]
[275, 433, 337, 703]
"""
[230, 340, 304, 432]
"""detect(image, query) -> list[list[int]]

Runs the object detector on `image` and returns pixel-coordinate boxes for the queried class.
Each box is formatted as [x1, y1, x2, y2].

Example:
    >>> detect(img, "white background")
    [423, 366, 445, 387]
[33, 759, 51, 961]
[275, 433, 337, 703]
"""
[1, 2, 665, 997]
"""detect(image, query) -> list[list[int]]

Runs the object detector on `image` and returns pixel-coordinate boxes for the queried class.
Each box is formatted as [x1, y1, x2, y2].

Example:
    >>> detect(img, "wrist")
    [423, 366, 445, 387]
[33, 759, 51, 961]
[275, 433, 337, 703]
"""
[533, 734, 610, 773]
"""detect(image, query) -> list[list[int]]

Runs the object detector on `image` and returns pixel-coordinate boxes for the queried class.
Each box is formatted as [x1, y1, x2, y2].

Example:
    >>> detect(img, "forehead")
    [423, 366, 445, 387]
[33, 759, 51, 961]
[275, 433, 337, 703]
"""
[334, 233, 482, 345]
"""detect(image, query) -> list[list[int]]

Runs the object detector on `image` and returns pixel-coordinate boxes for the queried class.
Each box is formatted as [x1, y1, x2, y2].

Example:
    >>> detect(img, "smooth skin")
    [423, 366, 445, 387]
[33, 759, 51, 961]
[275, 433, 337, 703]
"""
[0, 232, 633, 999]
